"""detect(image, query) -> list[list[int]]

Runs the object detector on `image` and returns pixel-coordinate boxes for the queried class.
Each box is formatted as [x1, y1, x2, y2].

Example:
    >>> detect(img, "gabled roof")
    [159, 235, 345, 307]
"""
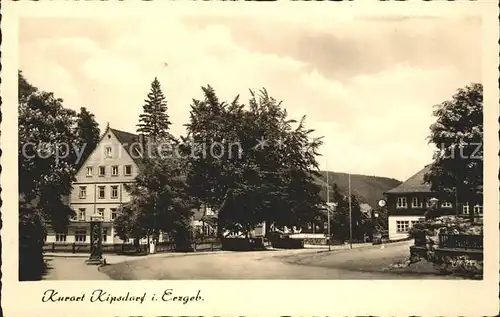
[109, 128, 144, 169]
[386, 165, 432, 194]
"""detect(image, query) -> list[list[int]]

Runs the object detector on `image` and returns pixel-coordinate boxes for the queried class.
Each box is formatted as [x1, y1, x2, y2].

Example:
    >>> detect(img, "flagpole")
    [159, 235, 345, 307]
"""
[348, 173, 353, 249]
[326, 159, 331, 251]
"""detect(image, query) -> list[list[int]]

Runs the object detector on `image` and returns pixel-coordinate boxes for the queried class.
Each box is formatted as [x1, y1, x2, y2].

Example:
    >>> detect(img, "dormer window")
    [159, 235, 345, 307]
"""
[441, 201, 453, 208]
[396, 197, 407, 209]
[411, 197, 423, 208]
[463, 203, 470, 214]
[473, 204, 483, 215]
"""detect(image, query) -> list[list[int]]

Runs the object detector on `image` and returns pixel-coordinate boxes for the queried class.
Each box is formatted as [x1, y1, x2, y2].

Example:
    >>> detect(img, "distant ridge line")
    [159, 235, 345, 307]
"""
[316, 170, 402, 209]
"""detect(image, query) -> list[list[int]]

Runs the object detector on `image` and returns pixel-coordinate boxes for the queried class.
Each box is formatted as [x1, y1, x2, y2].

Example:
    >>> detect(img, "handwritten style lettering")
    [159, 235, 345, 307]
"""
[41, 289, 86, 302]
[90, 289, 147, 304]
[162, 289, 204, 304]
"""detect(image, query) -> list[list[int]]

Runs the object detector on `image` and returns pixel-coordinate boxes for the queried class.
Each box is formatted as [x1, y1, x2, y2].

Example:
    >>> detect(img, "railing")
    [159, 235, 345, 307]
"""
[43, 240, 223, 255]
[438, 234, 483, 250]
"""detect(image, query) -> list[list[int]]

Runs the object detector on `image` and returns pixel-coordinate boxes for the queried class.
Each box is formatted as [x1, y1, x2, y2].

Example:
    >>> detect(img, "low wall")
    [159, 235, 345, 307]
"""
[270, 237, 304, 249]
[221, 238, 266, 251]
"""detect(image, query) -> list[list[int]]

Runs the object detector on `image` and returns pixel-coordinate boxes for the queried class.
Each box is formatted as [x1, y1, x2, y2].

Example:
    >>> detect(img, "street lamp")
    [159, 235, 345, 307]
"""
[86, 214, 105, 265]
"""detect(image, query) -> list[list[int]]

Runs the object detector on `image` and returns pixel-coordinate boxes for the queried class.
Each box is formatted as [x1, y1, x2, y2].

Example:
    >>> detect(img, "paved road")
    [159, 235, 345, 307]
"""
[43, 257, 111, 280]
[98, 241, 461, 280]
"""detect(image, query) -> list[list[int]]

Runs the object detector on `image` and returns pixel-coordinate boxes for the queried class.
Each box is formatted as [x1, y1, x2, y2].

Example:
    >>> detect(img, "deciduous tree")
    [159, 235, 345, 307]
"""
[424, 83, 483, 221]
[184, 86, 324, 238]
[18, 71, 78, 230]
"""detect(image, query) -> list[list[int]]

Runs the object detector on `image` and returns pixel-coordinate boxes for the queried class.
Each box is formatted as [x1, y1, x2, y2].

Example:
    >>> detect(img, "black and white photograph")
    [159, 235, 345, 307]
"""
[3, 1, 499, 316]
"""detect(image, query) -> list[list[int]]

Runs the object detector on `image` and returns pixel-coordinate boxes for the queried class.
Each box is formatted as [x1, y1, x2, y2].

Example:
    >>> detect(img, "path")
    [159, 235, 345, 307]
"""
[99, 241, 461, 280]
[43, 257, 111, 280]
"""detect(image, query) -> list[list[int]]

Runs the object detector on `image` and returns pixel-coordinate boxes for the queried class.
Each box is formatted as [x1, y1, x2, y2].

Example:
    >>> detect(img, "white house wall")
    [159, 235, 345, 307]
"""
[388, 215, 425, 241]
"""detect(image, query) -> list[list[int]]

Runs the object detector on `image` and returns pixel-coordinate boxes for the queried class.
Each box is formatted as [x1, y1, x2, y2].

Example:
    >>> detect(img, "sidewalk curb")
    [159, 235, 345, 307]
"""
[45, 253, 88, 258]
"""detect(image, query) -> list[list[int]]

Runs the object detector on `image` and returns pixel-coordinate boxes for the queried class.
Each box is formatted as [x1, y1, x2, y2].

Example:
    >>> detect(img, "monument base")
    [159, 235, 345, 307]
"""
[85, 257, 105, 266]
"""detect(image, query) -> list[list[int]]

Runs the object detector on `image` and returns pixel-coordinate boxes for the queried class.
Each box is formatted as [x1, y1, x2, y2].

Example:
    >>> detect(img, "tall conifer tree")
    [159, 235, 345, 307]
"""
[137, 77, 172, 140]
[75, 106, 100, 168]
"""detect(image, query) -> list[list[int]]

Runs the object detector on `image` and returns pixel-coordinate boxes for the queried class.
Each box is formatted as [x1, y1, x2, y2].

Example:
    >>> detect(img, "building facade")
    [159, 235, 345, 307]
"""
[45, 127, 143, 244]
[385, 165, 483, 241]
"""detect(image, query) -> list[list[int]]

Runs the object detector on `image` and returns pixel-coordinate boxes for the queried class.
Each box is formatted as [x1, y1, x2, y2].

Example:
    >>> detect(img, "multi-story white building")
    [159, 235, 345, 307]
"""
[45, 126, 143, 244]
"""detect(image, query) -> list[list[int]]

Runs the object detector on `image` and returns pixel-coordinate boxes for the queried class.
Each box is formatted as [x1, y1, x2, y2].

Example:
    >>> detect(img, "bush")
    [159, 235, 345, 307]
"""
[408, 215, 484, 277]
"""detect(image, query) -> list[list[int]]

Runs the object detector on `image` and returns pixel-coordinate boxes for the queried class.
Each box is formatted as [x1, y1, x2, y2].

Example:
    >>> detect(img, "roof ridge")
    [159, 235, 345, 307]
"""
[109, 127, 139, 138]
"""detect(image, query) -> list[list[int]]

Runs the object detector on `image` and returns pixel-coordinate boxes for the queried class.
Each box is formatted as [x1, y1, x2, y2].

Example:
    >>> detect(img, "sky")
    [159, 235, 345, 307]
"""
[18, 15, 481, 181]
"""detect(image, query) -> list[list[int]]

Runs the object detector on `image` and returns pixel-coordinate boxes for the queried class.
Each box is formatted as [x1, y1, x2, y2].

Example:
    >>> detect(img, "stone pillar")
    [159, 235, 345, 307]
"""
[86, 214, 104, 265]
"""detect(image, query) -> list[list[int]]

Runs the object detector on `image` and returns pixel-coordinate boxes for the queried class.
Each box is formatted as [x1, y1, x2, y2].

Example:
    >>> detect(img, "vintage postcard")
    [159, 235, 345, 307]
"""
[2, 1, 499, 316]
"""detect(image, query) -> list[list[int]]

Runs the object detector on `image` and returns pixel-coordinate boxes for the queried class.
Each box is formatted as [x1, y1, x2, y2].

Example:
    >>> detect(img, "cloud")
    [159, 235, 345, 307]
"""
[18, 16, 481, 180]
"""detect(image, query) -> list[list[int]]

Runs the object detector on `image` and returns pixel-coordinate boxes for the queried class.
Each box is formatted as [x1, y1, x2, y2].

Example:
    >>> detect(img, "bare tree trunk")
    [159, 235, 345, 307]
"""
[216, 189, 232, 239]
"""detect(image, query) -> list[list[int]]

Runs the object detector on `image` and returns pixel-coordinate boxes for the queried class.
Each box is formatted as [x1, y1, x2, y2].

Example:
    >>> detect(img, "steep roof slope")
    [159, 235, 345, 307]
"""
[109, 128, 144, 167]
[386, 165, 432, 194]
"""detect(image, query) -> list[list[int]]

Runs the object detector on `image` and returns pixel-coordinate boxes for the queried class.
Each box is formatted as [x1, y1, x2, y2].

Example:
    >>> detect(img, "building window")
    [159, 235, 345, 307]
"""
[98, 186, 105, 199]
[111, 208, 118, 220]
[79, 186, 87, 199]
[411, 197, 423, 208]
[86, 167, 93, 177]
[111, 186, 119, 199]
[97, 208, 105, 218]
[55, 232, 67, 242]
[78, 208, 86, 221]
[105, 147, 112, 158]
[323, 222, 328, 229]
[463, 203, 470, 214]
[396, 220, 410, 233]
[124, 165, 132, 176]
[473, 205, 483, 215]
[410, 220, 423, 227]
[441, 201, 453, 208]
[396, 197, 407, 209]
[111, 166, 119, 176]
[75, 230, 86, 243]
[102, 229, 108, 243]
[426, 198, 433, 208]
[98, 166, 106, 177]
